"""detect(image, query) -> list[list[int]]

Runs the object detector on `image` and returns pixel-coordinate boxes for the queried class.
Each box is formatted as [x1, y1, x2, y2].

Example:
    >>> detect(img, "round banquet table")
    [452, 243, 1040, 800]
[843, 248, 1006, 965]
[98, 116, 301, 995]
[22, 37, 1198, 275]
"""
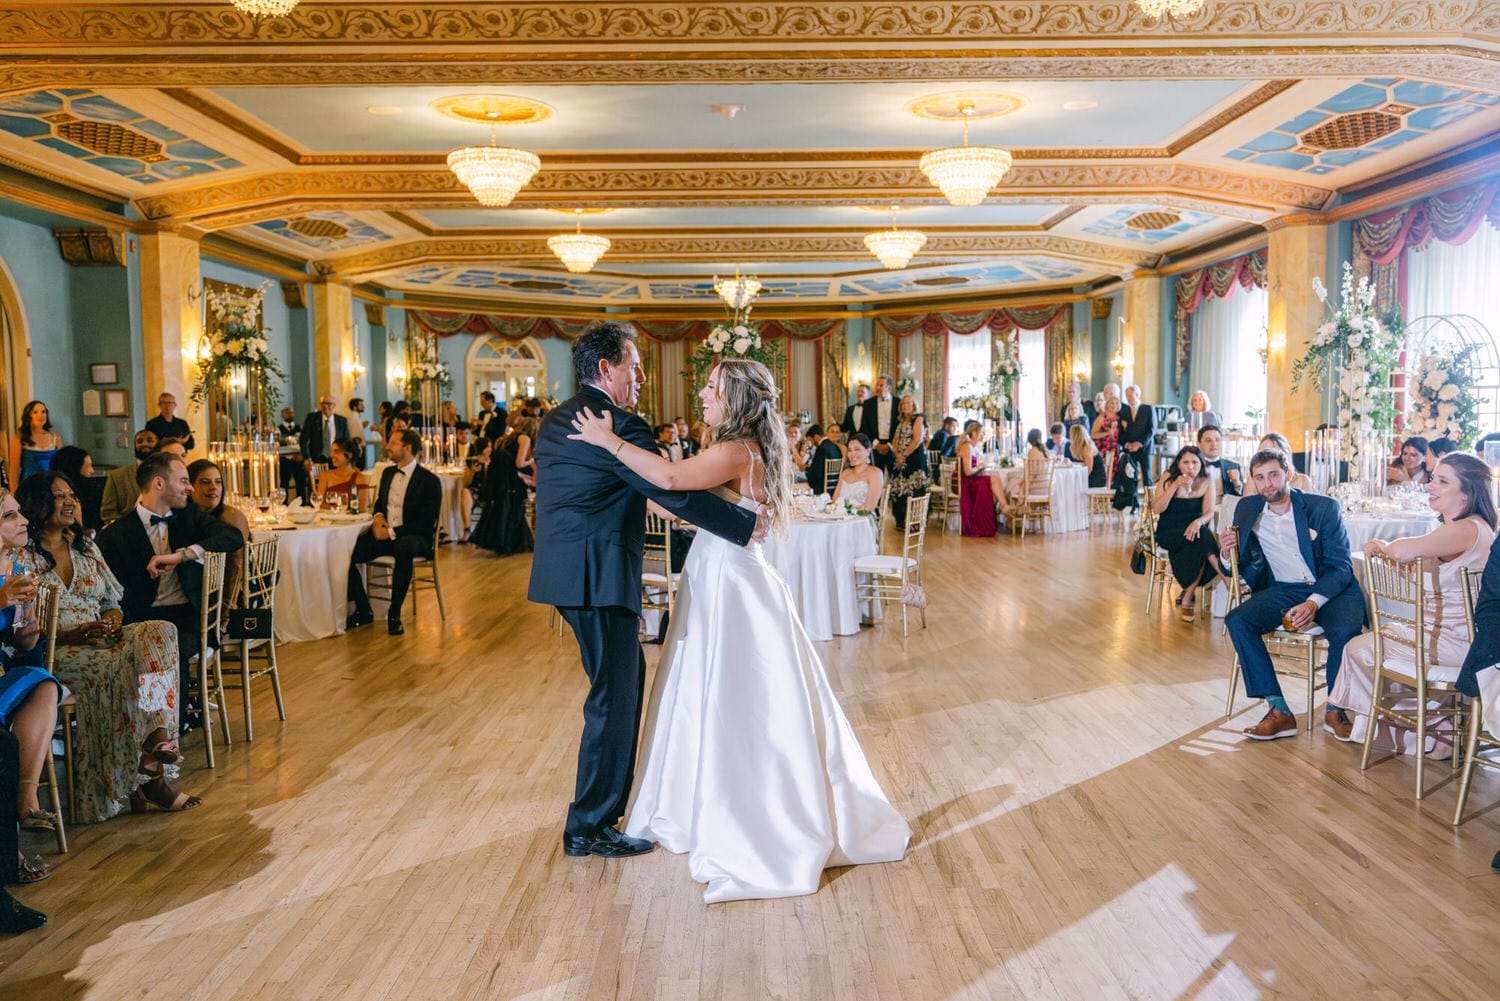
[759, 515, 878, 641]
[995, 463, 1089, 533]
[255, 517, 369, 643]
[436, 469, 465, 541]
[1343, 511, 1440, 552]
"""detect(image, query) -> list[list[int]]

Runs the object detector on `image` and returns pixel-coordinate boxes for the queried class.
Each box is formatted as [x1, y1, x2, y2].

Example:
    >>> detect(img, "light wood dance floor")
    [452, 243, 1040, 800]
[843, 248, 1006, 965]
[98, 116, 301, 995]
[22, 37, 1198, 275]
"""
[3, 524, 1499, 999]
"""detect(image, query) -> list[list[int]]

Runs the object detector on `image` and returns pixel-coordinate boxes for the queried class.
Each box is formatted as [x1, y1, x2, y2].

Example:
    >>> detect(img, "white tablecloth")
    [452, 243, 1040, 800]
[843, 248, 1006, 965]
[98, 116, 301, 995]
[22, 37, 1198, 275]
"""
[760, 516, 878, 641]
[1344, 511, 1440, 551]
[256, 518, 369, 643]
[996, 464, 1089, 533]
[437, 471, 465, 541]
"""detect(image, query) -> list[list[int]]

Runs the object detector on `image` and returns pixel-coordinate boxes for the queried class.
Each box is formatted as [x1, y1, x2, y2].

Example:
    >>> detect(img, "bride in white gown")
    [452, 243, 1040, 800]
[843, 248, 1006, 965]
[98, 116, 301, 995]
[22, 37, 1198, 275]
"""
[568, 359, 910, 903]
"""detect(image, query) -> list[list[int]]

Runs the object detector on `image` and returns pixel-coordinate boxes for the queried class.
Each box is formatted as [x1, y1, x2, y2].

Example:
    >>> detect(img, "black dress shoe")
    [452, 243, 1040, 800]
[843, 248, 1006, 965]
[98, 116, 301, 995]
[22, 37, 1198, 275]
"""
[1492, 849, 1500, 871]
[346, 611, 374, 630]
[387, 618, 404, 636]
[563, 826, 655, 858]
[0, 890, 46, 934]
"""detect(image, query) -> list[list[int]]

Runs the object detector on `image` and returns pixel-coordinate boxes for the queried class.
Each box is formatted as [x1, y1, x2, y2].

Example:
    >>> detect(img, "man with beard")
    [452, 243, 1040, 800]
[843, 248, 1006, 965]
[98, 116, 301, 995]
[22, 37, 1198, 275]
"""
[100, 428, 158, 525]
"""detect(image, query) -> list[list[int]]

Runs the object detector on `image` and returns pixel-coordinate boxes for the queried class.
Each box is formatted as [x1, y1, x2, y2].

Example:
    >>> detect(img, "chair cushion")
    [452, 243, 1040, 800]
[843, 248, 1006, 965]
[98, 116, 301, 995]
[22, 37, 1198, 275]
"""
[641, 572, 682, 586]
[853, 555, 917, 574]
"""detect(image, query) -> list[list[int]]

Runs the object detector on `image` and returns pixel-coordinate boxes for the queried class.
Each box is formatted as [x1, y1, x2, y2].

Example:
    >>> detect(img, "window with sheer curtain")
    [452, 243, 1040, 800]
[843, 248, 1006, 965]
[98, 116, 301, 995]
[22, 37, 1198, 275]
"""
[1017, 328, 1046, 434]
[1185, 286, 1268, 429]
[945, 330, 991, 423]
[1406, 221, 1500, 397]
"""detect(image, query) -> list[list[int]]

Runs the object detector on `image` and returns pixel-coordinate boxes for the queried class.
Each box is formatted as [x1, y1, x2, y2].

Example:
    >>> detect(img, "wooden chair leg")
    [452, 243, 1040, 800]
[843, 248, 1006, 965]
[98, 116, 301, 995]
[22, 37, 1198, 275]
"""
[43, 753, 66, 854]
[1225, 652, 1241, 718]
[241, 642, 254, 743]
[62, 707, 76, 826]
[199, 655, 216, 769]
[268, 644, 286, 722]
[1454, 697, 1482, 826]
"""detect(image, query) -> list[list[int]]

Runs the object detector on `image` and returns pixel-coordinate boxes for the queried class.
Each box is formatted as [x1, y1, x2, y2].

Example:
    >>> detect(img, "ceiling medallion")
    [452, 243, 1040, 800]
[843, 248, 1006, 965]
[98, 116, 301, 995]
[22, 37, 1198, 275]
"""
[713, 270, 763, 312]
[446, 126, 541, 207]
[1133, 0, 1205, 18]
[229, 0, 300, 15]
[429, 95, 554, 127]
[918, 101, 1012, 207]
[863, 207, 927, 270]
[547, 209, 612, 273]
[906, 91, 1022, 123]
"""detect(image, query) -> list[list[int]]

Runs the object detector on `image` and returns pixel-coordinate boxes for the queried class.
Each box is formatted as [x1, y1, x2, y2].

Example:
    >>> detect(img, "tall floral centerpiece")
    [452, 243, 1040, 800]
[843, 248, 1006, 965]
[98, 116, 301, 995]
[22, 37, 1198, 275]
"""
[190, 280, 286, 422]
[894, 357, 920, 401]
[1290, 261, 1403, 465]
[1405, 344, 1485, 448]
[685, 275, 785, 418]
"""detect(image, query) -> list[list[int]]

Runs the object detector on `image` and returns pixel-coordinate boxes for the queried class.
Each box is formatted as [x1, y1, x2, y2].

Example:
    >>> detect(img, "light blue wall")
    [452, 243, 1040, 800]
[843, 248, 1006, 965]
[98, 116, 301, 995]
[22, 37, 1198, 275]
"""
[0, 214, 78, 450]
[69, 257, 136, 465]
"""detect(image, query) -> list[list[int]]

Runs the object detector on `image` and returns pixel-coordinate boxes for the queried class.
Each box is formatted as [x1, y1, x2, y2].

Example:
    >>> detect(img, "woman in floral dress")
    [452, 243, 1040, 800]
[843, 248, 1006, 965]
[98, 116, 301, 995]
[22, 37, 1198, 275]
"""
[16, 472, 201, 823]
[889, 395, 929, 526]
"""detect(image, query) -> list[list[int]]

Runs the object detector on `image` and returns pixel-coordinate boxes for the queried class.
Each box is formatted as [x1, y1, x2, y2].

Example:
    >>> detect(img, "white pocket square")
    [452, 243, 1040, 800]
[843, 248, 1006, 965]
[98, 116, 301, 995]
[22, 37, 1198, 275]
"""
[1309, 528, 1319, 541]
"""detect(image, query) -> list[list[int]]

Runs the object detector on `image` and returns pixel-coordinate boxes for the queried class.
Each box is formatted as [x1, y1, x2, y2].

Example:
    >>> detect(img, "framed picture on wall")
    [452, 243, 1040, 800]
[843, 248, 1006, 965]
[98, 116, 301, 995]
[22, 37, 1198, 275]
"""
[102, 389, 129, 417]
[89, 363, 119, 385]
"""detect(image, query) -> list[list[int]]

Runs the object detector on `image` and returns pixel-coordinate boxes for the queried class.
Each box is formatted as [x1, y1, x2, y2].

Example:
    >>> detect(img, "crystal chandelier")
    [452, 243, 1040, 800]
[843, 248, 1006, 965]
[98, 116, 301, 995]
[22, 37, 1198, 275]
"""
[713, 270, 763, 313]
[230, 0, 300, 15]
[918, 102, 1012, 207]
[863, 207, 927, 269]
[446, 127, 541, 208]
[1133, 0, 1204, 17]
[547, 209, 612, 273]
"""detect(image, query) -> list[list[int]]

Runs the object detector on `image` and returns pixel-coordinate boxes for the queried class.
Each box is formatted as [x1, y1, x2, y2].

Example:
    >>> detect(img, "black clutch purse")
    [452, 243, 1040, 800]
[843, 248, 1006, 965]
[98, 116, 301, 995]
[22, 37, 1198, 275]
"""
[227, 608, 273, 640]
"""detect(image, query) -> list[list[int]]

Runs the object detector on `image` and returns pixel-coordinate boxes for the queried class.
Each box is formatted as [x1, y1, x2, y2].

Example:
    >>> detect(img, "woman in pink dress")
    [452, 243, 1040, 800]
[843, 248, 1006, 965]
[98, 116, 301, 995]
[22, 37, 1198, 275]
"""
[956, 421, 997, 537]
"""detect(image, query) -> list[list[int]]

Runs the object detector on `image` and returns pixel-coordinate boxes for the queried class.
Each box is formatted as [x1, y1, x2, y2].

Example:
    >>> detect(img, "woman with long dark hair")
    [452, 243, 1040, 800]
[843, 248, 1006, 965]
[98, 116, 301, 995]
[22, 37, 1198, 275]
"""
[471, 417, 535, 554]
[8, 401, 62, 488]
[1149, 445, 1221, 621]
[49, 445, 101, 533]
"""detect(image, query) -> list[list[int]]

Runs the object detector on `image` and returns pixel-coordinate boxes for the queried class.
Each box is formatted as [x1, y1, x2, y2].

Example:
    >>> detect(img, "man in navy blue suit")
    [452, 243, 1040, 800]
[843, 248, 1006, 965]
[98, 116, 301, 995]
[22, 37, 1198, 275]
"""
[1221, 448, 1366, 741]
[529, 322, 763, 860]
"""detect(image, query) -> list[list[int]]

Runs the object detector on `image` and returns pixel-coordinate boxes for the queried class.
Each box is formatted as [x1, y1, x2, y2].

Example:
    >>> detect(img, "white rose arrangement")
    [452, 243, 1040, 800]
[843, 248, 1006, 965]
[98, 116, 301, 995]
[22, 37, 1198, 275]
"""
[191, 281, 287, 412]
[1404, 345, 1484, 447]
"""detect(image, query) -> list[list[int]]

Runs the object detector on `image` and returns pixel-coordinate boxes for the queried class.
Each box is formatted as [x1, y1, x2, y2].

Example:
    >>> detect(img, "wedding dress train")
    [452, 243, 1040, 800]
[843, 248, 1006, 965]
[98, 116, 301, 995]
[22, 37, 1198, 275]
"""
[624, 498, 911, 903]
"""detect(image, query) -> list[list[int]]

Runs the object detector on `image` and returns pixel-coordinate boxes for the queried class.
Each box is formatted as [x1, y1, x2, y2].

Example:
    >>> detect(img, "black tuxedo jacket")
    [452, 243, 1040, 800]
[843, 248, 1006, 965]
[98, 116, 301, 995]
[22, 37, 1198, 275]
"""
[859, 396, 898, 443]
[928, 429, 956, 458]
[840, 403, 862, 435]
[96, 503, 246, 624]
[1204, 457, 1243, 497]
[1460, 531, 1500, 696]
[528, 385, 755, 613]
[300, 412, 350, 463]
[1119, 402, 1155, 449]
[372, 463, 442, 544]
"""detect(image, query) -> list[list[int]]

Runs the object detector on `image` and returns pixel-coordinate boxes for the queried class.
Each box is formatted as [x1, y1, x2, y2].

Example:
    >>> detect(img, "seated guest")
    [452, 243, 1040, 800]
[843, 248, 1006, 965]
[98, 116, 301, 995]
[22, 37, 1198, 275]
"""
[472, 419, 535, 555]
[673, 417, 697, 458]
[1426, 436, 1458, 474]
[0, 489, 57, 836]
[1196, 425, 1243, 497]
[1150, 445, 1223, 621]
[347, 430, 441, 635]
[144, 392, 194, 451]
[1456, 509, 1500, 768]
[832, 433, 884, 515]
[655, 423, 683, 462]
[101, 429, 158, 525]
[95, 452, 245, 731]
[805, 425, 845, 497]
[1474, 430, 1500, 458]
[1329, 453, 1495, 747]
[956, 421, 998, 538]
[1259, 432, 1315, 492]
[154, 437, 188, 460]
[997, 429, 1051, 519]
[1185, 390, 1222, 430]
[1221, 449, 1365, 740]
[1387, 435, 1431, 485]
[314, 438, 362, 509]
[929, 417, 959, 459]
[460, 436, 492, 543]
[1070, 425, 1106, 488]
[17, 473, 202, 819]
[50, 445, 102, 534]
[1, 728, 49, 931]
[786, 424, 808, 475]
[186, 459, 251, 612]
[1046, 422, 1070, 459]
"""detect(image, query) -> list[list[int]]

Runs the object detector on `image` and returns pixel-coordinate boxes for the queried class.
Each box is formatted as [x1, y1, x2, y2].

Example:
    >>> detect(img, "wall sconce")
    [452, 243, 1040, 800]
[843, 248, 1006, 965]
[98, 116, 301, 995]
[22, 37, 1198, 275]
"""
[196, 334, 213, 363]
[389, 364, 406, 389]
[1111, 316, 1127, 378]
[1072, 365, 1088, 386]
[1257, 325, 1270, 373]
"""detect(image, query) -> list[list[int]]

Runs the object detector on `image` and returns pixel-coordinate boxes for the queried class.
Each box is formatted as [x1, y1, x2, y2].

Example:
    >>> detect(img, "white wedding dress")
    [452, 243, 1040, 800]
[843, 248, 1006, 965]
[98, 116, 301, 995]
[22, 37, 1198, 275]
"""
[623, 496, 911, 903]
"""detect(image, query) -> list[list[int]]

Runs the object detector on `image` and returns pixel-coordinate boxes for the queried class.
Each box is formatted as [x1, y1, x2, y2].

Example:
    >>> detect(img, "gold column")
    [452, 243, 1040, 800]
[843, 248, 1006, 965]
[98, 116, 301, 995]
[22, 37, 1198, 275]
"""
[311, 280, 355, 407]
[1266, 217, 1328, 443]
[1122, 270, 1163, 398]
[137, 231, 205, 454]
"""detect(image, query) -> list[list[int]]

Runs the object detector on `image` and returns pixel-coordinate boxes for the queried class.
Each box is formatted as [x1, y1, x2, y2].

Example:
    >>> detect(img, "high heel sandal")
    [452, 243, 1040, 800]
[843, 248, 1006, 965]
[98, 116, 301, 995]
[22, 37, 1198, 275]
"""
[13, 853, 51, 885]
[130, 776, 203, 814]
[15, 781, 55, 831]
[141, 726, 183, 765]
[1178, 592, 1197, 622]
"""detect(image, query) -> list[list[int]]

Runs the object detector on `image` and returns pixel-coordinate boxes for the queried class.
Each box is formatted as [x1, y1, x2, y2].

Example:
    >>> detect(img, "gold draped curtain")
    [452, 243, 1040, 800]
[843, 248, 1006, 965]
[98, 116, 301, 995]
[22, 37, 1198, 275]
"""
[1172, 249, 1268, 390]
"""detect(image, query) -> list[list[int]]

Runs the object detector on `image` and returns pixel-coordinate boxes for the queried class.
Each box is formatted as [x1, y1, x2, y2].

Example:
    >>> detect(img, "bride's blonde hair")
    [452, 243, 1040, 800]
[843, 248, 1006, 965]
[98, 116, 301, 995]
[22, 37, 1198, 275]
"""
[707, 358, 792, 533]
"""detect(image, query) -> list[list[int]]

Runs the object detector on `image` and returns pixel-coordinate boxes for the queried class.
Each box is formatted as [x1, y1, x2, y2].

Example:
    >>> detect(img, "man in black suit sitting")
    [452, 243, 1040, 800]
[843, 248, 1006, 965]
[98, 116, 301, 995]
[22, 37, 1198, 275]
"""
[1196, 424, 1243, 497]
[300, 394, 350, 474]
[346, 428, 441, 636]
[96, 452, 246, 728]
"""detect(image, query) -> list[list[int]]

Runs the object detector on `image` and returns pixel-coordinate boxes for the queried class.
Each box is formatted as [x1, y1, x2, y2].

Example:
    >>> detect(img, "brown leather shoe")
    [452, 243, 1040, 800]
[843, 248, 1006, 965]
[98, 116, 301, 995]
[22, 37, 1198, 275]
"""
[1324, 708, 1355, 742]
[1243, 707, 1298, 741]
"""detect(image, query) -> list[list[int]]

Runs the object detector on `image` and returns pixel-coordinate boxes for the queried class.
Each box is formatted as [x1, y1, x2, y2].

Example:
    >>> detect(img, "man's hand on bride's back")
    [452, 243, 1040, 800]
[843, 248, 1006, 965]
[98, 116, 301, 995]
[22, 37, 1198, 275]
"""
[568, 406, 618, 450]
[751, 503, 771, 542]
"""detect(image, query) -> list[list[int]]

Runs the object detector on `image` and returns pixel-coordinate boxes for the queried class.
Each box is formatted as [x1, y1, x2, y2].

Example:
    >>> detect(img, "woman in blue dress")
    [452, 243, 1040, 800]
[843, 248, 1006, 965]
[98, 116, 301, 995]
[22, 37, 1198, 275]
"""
[7, 400, 62, 488]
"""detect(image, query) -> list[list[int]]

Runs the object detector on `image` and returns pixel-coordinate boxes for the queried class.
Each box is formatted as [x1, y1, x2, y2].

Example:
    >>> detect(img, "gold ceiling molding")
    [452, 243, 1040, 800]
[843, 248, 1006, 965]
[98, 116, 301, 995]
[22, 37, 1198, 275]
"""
[1, 3, 1493, 47]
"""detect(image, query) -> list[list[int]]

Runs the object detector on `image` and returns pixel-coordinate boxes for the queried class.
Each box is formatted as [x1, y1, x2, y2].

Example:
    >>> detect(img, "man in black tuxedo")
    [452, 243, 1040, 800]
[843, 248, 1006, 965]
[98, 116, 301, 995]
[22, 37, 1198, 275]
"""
[0, 730, 46, 932]
[859, 374, 898, 475]
[346, 428, 441, 636]
[1119, 383, 1155, 488]
[672, 417, 697, 458]
[472, 391, 501, 439]
[96, 452, 246, 727]
[1196, 425, 1243, 497]
[300, 395, 350, 471]
[654, 423, 683, 462]
[529, 322, 761, 860]
[841, 383, 870, 434]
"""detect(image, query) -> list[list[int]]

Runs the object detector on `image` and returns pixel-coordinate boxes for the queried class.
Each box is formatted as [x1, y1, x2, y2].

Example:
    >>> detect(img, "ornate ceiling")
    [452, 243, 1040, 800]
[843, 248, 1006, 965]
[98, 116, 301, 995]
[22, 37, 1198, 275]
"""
[0, 1, 1495, 312]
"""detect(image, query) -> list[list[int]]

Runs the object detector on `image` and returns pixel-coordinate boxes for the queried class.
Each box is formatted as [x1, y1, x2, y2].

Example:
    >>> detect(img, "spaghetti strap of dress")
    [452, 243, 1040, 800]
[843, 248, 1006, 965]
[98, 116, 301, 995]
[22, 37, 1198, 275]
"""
[737, 440, 768, 505]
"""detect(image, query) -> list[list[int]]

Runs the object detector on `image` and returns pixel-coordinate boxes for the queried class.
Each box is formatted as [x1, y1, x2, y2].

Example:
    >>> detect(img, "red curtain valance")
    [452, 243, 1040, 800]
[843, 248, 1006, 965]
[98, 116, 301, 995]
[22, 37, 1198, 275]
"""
[1354, 179, 1500, 266]
[407, 310, 844, 343]
[873, 304, 1069, 339]
[1171, 248, 1268, 390]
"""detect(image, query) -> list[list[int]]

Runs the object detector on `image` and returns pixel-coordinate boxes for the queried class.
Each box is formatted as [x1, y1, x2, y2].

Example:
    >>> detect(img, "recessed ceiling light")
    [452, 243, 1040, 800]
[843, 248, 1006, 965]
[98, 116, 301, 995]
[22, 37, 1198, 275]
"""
[1062, 100, 1098, 111]
[365, 105, 402, 116]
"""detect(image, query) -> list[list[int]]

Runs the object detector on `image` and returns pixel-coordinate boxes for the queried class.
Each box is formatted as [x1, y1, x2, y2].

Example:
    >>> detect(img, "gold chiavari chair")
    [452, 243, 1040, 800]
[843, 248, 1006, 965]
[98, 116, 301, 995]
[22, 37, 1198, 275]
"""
[1085, 449, 1118, 529]
[1454, 566, 1498, 825]
[1358, 553, 1462, 799]
[30, 581, 67, 852]
[822, 461, 844, 496]
[934, 459, 959, 532]
[1222, 545, 1328, 728]
[854, 493, 929, 637]
[1139, 500, 1175, 617]
[641, 512, 679, 638]
[218, 536, 285, 741]
[366, 523, 447, 621]
[189, 550, 229, 768]
[1013, 461, 1055, 537]
[873, 482, 893, 553]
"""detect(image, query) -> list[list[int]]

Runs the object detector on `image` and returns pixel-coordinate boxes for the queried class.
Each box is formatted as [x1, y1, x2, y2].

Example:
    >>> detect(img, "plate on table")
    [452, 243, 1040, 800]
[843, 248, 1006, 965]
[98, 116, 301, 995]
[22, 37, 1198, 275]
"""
[802, 511, 860, 522]
[317, 512, 369, 524]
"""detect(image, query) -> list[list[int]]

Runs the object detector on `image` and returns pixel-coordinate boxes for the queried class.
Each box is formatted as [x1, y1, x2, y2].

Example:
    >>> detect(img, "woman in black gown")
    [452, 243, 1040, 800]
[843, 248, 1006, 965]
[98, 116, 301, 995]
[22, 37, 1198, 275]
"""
[1149, 445, 1222, 621]
[472, 417, 535, 555]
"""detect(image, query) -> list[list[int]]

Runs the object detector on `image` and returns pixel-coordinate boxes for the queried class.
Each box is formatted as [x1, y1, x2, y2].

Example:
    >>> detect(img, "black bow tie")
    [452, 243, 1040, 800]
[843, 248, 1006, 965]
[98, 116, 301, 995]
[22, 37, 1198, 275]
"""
[150, 513, 175, 526]
[1204, 459, 1221, 467]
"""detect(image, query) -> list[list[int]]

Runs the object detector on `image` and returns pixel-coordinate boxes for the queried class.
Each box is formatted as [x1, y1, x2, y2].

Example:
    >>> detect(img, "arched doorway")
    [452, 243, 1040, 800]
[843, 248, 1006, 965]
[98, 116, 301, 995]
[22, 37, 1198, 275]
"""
[0, 256, 35, 484]
[463, 335, 547, 413]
